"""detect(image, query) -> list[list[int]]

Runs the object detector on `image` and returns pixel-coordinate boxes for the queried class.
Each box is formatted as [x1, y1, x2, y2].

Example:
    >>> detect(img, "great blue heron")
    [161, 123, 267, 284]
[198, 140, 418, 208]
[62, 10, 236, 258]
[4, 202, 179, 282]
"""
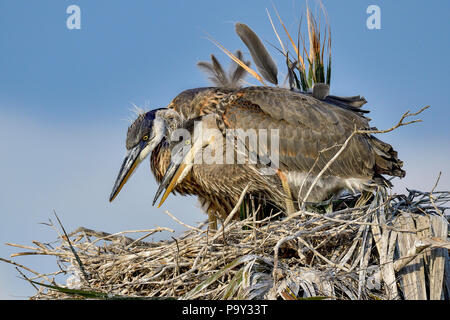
[109, 23, 405, 227]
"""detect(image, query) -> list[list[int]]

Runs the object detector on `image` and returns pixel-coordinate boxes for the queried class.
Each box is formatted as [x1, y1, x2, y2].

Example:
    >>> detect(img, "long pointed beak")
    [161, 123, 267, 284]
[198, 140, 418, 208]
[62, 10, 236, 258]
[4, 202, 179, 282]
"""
[109, 142, 145, 202]
[153, 161, 189, 208]
[152, 132, 207, 208]
[152, 114, 218, 207]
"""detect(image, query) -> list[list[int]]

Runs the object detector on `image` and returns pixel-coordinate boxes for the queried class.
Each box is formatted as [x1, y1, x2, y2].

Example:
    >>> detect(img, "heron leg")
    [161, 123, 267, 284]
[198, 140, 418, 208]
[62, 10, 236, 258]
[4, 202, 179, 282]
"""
[208, 208, 218, 230]
[276, 170, 296, 215]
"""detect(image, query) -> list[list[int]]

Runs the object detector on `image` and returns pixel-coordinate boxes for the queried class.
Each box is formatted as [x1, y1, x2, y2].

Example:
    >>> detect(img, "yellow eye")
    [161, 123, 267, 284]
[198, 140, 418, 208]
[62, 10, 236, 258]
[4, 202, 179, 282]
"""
[142, 135, 149, 141]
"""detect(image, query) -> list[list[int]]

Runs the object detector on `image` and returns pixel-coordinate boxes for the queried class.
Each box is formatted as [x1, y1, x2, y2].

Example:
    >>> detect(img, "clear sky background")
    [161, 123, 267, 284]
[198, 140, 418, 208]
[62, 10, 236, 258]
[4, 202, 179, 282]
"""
[0, 0, 449, 299]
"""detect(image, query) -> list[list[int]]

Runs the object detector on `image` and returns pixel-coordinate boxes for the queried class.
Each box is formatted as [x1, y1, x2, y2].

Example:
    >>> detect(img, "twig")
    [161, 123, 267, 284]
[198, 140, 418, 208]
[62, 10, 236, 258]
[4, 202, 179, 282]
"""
[429, 172, 443, 216]
[53, 210, 90, 285]
[164, 210, 205, 233]
[211, 183, 251, 242]
[15, 267, 39, 291]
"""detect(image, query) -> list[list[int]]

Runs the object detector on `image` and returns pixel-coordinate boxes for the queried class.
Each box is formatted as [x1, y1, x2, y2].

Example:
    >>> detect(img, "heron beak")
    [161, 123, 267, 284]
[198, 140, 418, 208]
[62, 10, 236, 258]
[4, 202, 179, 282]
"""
[152, 115, 217, 207]
[152, 132, 206, 208]
[153, 161, 189, 208]
[109, 142, 146, 202]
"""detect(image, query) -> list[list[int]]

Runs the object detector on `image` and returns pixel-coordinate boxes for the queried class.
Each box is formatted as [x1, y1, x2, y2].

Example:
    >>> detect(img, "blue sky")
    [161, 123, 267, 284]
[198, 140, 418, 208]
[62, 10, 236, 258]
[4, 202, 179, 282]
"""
[0, 0, 449, 299]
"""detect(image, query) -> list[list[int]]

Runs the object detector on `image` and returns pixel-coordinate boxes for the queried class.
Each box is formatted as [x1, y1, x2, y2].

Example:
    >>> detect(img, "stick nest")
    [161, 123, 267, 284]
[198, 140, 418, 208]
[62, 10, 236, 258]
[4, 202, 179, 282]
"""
[3, 188, 450, 300]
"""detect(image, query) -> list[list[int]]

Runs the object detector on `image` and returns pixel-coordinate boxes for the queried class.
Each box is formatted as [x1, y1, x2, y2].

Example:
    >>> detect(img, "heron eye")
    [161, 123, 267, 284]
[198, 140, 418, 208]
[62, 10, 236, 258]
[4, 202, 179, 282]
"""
[142, 135, 149, 141]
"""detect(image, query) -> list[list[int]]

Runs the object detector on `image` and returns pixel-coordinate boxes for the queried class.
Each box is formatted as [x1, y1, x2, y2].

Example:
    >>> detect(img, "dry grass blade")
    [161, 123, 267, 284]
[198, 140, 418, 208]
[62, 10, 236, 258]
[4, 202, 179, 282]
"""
[53, 211, 90, 284]
[266, 2, 331, 91]
[206, 34, 266, 85]
[229, 50, 250, 87]
[266, 8, 285, 56]
[272, 3, 303, 69]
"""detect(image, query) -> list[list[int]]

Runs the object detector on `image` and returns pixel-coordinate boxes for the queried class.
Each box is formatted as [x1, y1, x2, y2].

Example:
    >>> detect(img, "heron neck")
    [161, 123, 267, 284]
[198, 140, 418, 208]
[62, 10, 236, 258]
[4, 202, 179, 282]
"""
[150, 139, 171, 184]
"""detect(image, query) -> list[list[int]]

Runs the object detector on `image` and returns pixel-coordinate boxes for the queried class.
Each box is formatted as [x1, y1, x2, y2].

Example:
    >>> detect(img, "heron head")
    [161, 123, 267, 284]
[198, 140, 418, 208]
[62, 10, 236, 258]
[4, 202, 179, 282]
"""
[109, 108, 167, 202]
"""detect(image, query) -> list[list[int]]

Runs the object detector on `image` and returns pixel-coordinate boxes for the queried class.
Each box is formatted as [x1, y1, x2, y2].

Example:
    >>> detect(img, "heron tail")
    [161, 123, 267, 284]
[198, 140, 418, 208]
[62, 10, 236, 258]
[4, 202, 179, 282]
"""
[370, 136, 406, 185]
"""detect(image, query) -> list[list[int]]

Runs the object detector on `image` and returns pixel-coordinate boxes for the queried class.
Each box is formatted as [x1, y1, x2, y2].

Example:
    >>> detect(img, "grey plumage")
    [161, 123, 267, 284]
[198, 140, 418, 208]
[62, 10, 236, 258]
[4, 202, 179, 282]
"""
[235, 23, 278, 85]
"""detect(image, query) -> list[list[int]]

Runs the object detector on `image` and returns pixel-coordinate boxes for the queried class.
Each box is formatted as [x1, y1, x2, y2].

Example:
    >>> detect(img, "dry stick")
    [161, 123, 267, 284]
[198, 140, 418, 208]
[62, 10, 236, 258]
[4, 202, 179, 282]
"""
[300, 127, 353, 204]
[191, 246, 208, 272]
[164, 211, 205, 233]
[68, 227, 174, 249]
[253, 204, 260, 250]
[297, 143, 342, 202]
[301, 106, 429, 205]
[28, 270, 65, 282]
[9, 249, 70, 259]
[339, 223, 449, 292]
[110, 266, 172, 289]
[6, 243, 39, 252]
[0, 257, 53, 285]
[357, 220, 373, 299]
[338, 222, 367, 267]
[124, 227, 174, 250]
[190, 186, 251, 279]
[300, 207, 369, 225]
[32, 241, 50, 252]
[146, 257, 230, 288]
[172, 237, 181, 278]
[190, 186, 250, 270]
[90, 227, 174, 246]
[272, 219, 345, 282]
[15, 267, 39, 291]
[210, 183, 252, 243]
[177, 219, 209, 241]
[284, 204, 365, 222]
[53, 211, 90, 285]
[300, 204, 419, 233]
[429, 172, 444, 216]
[296, 236, 349, 272]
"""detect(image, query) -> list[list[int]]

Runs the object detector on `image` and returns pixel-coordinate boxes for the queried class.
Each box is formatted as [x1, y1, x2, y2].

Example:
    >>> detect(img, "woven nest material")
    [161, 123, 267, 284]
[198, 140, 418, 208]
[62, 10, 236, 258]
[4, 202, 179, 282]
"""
[3, 188, 449, 300]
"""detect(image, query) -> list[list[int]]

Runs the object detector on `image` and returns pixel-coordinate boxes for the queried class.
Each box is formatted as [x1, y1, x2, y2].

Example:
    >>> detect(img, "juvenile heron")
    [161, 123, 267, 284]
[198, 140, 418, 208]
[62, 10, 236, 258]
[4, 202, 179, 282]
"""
[152, 86, 405, 208]
[110, 85, 405, 223]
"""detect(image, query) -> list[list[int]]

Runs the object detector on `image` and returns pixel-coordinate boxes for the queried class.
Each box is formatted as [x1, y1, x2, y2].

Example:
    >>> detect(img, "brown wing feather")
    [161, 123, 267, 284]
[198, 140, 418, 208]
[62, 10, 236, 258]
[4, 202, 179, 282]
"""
[168, 87, 233, 119]
[220, 87, 398, 181]
[233, 87, 369, 130]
